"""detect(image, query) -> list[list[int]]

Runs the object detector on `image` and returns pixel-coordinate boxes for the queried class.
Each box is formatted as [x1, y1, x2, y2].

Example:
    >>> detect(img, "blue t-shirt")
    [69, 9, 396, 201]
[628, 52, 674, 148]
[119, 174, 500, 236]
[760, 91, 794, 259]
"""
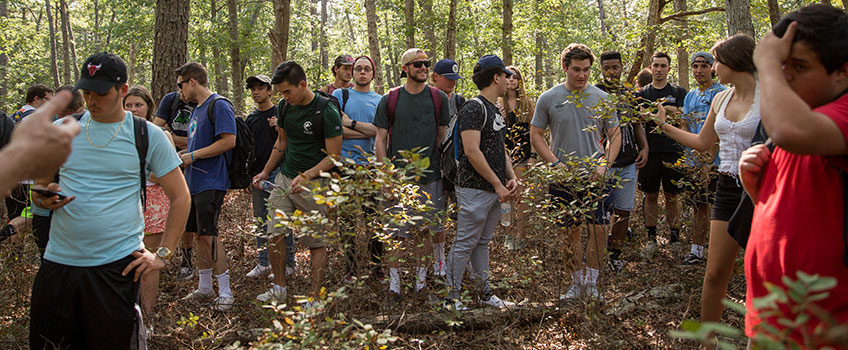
[46, 111, 181, 266]
[185, 94, 236, 194]
[683, 82, 726, 166]
[332, 88, 381, 165]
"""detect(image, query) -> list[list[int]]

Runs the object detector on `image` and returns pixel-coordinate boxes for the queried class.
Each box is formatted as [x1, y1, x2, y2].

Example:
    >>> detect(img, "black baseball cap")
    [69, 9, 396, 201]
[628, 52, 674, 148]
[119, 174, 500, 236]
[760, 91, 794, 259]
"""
[475, 55, 513, 76]
[76, 52, 127, 94]
[433, 59, 463, 80]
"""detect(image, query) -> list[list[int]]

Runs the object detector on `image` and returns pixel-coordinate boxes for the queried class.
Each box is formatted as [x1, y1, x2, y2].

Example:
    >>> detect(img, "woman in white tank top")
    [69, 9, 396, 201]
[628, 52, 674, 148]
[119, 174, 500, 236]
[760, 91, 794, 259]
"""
[653, 34, 760, 340]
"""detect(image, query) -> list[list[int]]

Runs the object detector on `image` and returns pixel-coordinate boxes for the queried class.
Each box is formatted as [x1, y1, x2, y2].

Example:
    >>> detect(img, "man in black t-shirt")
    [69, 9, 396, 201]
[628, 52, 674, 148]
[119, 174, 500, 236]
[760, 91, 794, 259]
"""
[243, 74, 296, 279]
[596, 51, 649, 271]
[638, 52, 688, 258]
[444, 55, 517, 310]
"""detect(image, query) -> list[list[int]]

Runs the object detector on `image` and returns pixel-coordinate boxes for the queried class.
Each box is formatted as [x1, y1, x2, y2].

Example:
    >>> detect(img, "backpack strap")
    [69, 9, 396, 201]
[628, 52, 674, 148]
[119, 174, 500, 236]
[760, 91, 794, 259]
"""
[341, 88, 350, 113]
[313, 93, 329, 140]
[168, 92, 182, 122]
[710, 87, 734, 116]
[132, 116, 149, 210]
[428, 86, 443, 125]
[386, 87, 401, 152]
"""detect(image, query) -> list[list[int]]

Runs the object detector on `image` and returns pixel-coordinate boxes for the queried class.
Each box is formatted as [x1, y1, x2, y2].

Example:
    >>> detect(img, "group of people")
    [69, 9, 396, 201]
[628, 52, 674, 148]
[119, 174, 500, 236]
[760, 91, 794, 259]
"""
[0, 4, 847, 349]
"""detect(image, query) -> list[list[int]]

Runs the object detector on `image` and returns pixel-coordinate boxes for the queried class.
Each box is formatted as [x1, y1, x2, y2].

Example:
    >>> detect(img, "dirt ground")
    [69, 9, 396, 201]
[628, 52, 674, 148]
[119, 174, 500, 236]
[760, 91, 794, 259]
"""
[0, 190, 747, 349]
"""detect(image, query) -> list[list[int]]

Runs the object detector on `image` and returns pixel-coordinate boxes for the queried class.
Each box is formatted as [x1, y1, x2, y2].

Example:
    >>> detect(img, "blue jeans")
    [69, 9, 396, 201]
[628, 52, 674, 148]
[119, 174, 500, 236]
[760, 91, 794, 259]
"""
[252, 170, 295, 268]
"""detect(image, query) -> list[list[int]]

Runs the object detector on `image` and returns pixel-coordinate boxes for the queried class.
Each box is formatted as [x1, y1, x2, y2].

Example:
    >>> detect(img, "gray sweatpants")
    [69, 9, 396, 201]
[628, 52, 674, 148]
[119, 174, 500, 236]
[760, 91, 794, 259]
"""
[446, 187, 501, 300]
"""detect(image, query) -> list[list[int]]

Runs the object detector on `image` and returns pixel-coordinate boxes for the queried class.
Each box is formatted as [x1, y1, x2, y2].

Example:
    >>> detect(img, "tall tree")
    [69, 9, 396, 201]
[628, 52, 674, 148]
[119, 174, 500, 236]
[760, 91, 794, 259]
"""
[65, 1, 78, 81]
[211, 0, 228, 96]
[46, 0, 60, 88]
[384, 15, 399, 87]
[58, 0, 76, 84]
[365, 0, 385, 93]
[502, 0, 513, 66]
[227, 0, 244, 115]
[269, 0, 291, 69]
[419, 0, 438, 58]
[767, 0, 781, 27]
[534, 0, 544, 88]
[404, 0, 415, 48]
[444, 0, 458, 59]
[152, 0, 189, 105]
[726, 0, 754, 37]
[597, 0, 614, 40]
[625, 0, 663, 82]
[674, 0, 689, 90]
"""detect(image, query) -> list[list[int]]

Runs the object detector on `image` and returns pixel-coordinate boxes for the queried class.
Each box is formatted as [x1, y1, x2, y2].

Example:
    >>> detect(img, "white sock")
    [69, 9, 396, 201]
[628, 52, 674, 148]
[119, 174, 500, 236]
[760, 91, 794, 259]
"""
[571, 269, 584, 287]
[691, 244, 705, 258]
[416, 266, 427, 291]
[389, 268, 401, 294]
[433, 243, 445, 271]
[586, 267, 599, 286]
[198, 268, 213, 293]
[216, 270, 233, 298]
[271, 283, 285, 293]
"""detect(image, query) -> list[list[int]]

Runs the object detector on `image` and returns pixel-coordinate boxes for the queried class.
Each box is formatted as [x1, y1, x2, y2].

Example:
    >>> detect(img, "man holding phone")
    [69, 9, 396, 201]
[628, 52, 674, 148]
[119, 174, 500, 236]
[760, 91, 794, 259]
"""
[29, 52, 191, 349]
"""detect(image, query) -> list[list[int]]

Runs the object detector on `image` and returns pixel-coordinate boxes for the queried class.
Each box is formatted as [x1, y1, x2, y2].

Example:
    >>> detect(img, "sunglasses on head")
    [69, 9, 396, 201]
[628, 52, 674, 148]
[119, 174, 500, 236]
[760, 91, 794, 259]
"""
[177, 78, 191, 89]
[407, 60, 431, 68]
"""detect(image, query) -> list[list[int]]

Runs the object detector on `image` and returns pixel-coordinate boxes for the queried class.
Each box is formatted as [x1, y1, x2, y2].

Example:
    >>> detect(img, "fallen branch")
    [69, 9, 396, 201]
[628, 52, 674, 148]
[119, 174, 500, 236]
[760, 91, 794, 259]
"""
[660, 7, 725, 24]
[365, 302, 566, 334]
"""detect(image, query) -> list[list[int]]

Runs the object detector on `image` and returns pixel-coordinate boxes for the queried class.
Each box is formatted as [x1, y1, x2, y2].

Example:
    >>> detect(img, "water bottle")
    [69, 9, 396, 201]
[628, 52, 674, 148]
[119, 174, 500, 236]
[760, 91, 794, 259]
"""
[500, 202, 511, 227]
[258, 180, 276, 193]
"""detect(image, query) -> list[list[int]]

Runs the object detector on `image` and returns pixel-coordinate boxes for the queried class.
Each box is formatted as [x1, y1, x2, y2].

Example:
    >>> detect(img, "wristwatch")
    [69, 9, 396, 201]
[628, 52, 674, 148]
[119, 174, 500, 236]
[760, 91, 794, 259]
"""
[156, 246, 173, 261]
[350, 120, 358, 130]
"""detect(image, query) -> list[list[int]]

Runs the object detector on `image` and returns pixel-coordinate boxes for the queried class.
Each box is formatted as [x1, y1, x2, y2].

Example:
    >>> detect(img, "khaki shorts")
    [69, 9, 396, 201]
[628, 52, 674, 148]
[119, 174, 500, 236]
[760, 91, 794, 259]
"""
[267, 173, 327, 248]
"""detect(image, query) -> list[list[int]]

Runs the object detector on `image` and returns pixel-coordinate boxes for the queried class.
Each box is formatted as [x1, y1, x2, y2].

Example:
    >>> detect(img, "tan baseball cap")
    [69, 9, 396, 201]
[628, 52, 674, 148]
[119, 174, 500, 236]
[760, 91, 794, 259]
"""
[401, 48, 428, 66]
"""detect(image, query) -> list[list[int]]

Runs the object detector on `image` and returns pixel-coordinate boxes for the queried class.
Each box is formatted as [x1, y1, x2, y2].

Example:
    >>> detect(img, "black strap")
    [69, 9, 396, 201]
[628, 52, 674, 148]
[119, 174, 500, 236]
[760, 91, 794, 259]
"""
[168, 92, 182, 121]
[132, 116, 149, 210]
[313, 94, 328, 140]
[341, 88, 349, 113]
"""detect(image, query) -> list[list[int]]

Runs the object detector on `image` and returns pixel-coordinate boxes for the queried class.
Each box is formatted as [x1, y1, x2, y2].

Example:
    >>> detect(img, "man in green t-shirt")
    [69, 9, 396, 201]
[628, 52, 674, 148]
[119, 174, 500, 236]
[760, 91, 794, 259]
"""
[374, 48, 450, 309]
[252, 61, 343, 305]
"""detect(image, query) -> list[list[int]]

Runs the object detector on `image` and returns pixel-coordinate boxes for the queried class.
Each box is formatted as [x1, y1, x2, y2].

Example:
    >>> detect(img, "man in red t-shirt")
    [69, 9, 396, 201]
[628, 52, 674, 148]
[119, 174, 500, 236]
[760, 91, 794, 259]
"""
[740, 5, 848, 346]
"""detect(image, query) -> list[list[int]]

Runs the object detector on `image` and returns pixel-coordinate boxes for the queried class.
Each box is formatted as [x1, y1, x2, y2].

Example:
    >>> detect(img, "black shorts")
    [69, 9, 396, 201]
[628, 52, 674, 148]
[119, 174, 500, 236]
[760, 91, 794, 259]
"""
[711, 174, 744, 222]
[186, 190, 226, 236]
[638, 152, 685, 194]
[548, 182, 615, 226]
[30, 254, 141, 350]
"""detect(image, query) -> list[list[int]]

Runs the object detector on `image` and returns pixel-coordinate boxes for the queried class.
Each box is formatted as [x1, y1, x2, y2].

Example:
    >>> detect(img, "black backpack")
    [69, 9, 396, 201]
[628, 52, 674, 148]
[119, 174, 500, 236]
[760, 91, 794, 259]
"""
[131, 115, 150, 209]
[439, 98, 486, 193]
[206, 96, 256, 189]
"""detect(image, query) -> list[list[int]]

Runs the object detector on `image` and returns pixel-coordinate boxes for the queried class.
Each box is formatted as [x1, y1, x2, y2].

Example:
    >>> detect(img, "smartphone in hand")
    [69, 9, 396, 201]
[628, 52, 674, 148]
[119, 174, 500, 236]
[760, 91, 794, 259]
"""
[31, 187, 68, 201]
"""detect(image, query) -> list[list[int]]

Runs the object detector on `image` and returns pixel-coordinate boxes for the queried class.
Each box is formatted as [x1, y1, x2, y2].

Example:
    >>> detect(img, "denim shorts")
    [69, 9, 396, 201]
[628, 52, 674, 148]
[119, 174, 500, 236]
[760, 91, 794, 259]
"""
[610, 163, 637, 212]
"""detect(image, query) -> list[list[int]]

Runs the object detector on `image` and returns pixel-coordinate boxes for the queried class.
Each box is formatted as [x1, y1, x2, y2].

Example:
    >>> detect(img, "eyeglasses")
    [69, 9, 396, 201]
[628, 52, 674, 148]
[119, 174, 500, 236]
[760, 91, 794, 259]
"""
[177, 79, 192, 89]
[354, 66, 373, 73]
[407, 60, 431, 68]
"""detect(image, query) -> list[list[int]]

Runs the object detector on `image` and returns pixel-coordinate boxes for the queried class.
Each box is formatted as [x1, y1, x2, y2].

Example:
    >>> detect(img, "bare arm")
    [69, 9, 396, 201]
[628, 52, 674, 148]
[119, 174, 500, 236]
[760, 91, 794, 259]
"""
[375, 128, 389, 162]
[605, 125, 621, 166]
[252, 130, 287, 188]
[343, 127, 370, 139]
[180, 133, 236, 166]
[153, 168, 191, 255]
[530, 125, 558, 164]
[437, 125, 447, 145]
[655, 104, 719, 152]
[341, 113, 377, 137]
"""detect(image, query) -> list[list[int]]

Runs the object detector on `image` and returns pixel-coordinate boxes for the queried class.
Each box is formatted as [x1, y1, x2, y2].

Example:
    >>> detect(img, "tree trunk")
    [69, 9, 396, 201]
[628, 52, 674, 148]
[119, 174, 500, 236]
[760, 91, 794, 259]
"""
[534, 0, 544, 88]
[726, 0, 754, 37]
[365, 0, 384, 93]
[545, 58, 554, 89]
[444, 0, 457, 59]
[625, 0, 663, 83]
[344, 9, 356, 43]
[597, 0, 614, 40]
[46, 0, 60, 88]
[384, 14, 400, 87]
[766, 0, 781, 27]
[502, 0, 513, 66]
[59, 0, 71, 84]
[210, 0, 228, 96]
[227, 0, 244, 115]
[105, 8, 116, 47]
[404, 0, 415, 48]
[152, 0, 189, 106]
[419, 0, 437, 58]
[128, 43, 136, 85]
[320, 0, 328, 70]
[269, 0, 290, 69]
[66, 4, 78, 81]
[93, 0, 100, 43]
[310, 0, 318, 53]
[0, 0, 8, 96]
[674, 0, 689, 90]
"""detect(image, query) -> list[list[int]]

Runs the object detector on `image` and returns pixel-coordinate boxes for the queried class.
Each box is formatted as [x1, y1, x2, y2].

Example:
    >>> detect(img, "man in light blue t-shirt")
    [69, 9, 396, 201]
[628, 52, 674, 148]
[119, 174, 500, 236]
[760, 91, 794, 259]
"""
[175, 62, 238, 311]
[29, 52, 190, 350]
[332, 55, 383, 280]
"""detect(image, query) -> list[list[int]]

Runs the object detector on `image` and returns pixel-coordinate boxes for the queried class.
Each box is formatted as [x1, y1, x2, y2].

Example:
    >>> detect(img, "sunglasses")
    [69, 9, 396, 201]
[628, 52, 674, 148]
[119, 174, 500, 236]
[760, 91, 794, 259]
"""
[407, 60, 431, 68]
[177, 78, 191, 89]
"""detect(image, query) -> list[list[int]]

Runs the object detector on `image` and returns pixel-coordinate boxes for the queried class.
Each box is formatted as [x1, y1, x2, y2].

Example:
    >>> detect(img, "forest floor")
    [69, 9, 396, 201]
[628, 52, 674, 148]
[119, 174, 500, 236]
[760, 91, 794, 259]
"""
[0, 190, 747, 349]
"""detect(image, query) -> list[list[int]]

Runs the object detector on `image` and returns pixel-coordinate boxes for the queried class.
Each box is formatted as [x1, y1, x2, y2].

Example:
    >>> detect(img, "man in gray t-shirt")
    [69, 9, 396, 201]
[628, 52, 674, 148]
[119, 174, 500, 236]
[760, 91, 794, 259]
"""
[530, 43, 620, 301]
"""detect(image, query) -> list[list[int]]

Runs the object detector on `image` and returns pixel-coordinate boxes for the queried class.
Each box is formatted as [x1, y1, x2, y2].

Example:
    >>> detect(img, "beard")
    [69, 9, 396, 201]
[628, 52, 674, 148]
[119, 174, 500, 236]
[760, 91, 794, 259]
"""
[409, 73, 427, 83]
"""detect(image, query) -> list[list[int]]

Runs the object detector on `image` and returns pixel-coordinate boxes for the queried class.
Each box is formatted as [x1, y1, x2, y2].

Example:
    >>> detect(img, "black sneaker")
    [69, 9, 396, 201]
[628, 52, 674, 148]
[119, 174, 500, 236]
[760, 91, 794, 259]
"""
[680, 253, 705, 265]
[608, 258, 624, 272]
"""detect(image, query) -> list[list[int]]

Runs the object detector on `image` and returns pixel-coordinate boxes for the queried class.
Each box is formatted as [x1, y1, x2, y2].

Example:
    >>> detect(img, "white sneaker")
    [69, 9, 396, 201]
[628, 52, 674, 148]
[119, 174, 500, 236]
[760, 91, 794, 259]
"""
[286, 266, 295, 276]
[247, 264, 271, 278]
[559, 284, 582, 301]
[256, 286, 287, 303]
[642, 241, 658, 259]
[182, 289, 215, 301]
[214, 296, 235, 311]
[434, 261, 446, 277]
[443, 299, 468, 311]
[176, 267, 194, 281]
[479, 294, 515, 308]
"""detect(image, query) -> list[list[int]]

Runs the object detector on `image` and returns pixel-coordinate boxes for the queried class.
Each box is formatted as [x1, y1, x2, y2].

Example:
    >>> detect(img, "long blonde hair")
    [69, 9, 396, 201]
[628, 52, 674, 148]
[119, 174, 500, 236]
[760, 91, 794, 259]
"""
[499, 65, 535, 123]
